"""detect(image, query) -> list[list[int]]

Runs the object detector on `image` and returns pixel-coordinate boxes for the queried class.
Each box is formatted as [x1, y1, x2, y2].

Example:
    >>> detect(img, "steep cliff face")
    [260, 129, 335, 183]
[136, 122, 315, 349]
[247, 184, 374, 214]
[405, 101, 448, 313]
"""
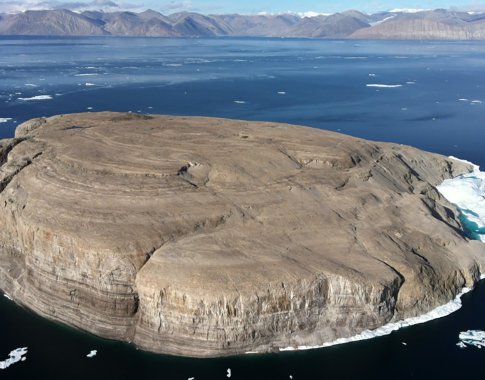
[0, 112, 484, 357]
[352, 18, 485, 40]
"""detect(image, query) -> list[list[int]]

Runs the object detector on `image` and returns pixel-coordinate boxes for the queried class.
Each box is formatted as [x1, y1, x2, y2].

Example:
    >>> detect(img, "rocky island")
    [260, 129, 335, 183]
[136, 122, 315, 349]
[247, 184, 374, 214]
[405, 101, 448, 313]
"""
[0, 112, 484, 357]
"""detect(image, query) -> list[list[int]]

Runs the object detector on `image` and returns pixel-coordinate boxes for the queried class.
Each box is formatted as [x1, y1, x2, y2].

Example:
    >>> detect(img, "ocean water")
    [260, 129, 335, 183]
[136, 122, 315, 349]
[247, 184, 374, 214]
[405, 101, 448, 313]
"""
[1, 36, 485, 379]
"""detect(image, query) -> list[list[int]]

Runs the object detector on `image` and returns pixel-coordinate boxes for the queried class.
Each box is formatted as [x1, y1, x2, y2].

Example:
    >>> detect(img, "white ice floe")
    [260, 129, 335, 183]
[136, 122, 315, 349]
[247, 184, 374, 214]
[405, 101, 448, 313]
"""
[85, 83, 96, 86]
[280, 287, 472, 352]
[234, 100, 246, 104]
[0, 118, 12, 123]
[368, 73, 377, 77]
[0, 347, 28, 370]
[406, 81, 416, 85]
[471, 100, 482, 104]
[86, 350, 97, 358]
[457, 330, 485, 348]
[75, 73, 98, 76]
[18, 95, 52, 101]
[277, 91, 286, 95]
[437, 157, 485, 243]
[458, 98, 469, 102]
[227, 368, 231, 378]
[366, 84, 402, 88]
[24, 83, 37, 87]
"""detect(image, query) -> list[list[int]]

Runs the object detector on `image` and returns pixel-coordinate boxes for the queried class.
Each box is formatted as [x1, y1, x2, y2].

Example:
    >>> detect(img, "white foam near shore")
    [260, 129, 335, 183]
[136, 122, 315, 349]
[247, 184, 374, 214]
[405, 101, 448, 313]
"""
[0, 118, 12, 123]
[366, 84, 402, 88]
[280, 287, 472, 352]
[18, 95, 52, 101]
[0, 347, 28, 370]
[3, 293, 13, 300]
[437, 157, 485, 243]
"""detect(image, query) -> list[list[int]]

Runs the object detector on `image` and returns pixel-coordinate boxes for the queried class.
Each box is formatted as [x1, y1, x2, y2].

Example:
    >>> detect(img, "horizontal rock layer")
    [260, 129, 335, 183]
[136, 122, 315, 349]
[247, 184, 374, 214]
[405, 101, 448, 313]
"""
[0, 112, 484, 357]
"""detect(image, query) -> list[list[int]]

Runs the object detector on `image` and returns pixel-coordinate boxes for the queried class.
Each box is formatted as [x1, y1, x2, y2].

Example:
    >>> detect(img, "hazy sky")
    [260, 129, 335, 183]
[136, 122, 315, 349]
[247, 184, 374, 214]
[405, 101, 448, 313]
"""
[0, 0, 484, 14]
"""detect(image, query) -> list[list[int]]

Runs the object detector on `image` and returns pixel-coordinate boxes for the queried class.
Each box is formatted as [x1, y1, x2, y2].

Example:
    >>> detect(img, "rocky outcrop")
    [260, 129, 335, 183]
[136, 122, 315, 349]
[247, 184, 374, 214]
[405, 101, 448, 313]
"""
[0, 112, 484, 357]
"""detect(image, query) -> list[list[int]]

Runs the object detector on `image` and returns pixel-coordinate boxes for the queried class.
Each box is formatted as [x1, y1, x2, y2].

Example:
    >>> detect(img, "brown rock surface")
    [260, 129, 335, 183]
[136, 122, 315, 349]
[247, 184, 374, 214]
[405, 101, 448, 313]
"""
[0, 112, 484, 357]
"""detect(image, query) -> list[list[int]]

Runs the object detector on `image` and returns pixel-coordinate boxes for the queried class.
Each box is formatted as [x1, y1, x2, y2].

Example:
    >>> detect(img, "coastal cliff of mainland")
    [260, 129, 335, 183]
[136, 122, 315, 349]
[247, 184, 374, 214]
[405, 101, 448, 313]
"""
[2, 8, 485, 39]
[0, 112, 484, 357]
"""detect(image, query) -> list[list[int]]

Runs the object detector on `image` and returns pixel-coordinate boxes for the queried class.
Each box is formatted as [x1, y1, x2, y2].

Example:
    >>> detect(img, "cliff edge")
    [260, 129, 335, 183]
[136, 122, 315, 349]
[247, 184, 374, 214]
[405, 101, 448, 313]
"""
[0, 112, 484, 357]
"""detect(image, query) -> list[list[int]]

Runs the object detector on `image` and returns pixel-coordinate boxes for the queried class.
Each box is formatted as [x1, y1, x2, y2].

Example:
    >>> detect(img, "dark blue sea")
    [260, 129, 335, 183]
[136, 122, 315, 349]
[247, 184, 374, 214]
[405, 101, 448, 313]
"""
[1, 36, 485, 379]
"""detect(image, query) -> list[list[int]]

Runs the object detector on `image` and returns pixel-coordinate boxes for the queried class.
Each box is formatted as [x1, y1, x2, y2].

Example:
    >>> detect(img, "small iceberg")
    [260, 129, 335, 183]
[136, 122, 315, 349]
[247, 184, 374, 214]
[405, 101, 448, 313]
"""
[457, 330, 485, 348]
[0, 347, 28, 370]
[75, 73, 98, 77]
[85, 83, 96, 87]
[277, 91, 286, 95]
[234, 100, 246, 104]
[86, 350, 97, 358]
[227, 368, 232, 378]
[18, 95, 52, 101]
[366, 84, 402, 88]
[0, 118, 12, 123]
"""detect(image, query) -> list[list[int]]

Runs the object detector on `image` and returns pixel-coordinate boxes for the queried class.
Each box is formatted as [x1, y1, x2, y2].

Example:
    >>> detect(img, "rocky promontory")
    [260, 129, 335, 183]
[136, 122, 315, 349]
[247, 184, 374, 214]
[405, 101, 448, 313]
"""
[0, 112, 484, 357]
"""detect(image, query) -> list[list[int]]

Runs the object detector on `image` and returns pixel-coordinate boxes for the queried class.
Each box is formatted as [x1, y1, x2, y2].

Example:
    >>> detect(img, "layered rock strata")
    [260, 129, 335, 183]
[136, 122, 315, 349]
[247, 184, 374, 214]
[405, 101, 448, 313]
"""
[0, 112, 484, 357]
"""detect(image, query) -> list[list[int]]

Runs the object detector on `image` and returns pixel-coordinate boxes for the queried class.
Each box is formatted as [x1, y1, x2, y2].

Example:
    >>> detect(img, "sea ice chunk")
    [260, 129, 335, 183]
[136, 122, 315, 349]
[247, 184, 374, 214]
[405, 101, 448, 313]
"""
[0, 347, 28, 370]
[366, 84, 402, 88]
[457, 330, 485, 348]
[86, 350, 97, 358]
[18, 95, 52, 101]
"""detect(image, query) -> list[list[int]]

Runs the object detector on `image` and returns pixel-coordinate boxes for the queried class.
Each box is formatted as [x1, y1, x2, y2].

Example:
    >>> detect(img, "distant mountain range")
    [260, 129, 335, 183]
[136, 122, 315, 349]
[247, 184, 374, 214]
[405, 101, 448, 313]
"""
[1, 8, 485, 39]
